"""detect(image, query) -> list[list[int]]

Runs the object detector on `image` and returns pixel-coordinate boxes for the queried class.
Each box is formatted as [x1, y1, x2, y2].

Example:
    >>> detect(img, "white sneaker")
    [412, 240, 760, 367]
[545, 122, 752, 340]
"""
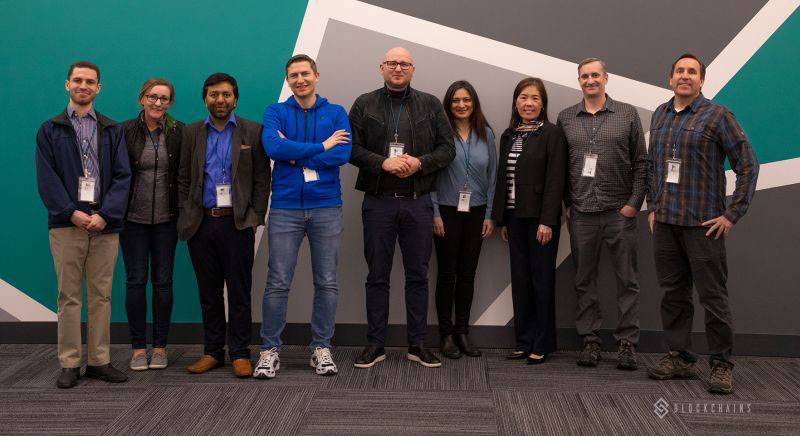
[253, 348, 280, 379]
[310, 347, 338, 376]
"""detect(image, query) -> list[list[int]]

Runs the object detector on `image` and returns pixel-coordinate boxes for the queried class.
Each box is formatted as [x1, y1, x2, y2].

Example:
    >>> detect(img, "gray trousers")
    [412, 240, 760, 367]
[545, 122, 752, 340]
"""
[570, 209, 641, 346]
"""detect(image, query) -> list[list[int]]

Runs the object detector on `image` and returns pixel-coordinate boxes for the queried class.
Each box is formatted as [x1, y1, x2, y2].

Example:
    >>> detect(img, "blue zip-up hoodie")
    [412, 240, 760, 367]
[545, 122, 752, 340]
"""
[262, 95, 351, 209]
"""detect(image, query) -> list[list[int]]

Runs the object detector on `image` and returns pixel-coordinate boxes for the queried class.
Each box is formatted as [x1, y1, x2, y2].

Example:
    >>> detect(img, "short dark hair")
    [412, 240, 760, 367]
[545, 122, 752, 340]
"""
[202, 72, 238, 100]
[670, 53, 706, 80]
[509, 77, 549, 128]
[67, 61, 100, 81]
[286, 54, 318, 76]
[442, 80, 492, 143]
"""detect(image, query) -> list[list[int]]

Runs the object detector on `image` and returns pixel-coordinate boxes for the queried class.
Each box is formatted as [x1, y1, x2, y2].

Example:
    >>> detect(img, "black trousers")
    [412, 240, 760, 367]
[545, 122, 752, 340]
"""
[507, 213, 559, 355]
[120, 220, 178, 349]
[187, 215, 254, 361]
[653, 222, 733, 366]
[362, 193, 433, 346]
[434, 205, 486, 335]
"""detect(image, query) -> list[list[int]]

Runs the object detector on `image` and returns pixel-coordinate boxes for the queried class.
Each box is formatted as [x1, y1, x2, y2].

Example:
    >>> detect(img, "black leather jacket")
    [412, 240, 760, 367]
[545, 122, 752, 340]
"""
[348, 85, 455, 194]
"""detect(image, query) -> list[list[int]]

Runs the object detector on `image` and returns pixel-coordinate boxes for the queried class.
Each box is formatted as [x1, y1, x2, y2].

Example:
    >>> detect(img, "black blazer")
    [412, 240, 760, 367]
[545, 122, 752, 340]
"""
[491, 122, 567, 227]
[177, 115, 271, 241]
[122, 113, 183, 220]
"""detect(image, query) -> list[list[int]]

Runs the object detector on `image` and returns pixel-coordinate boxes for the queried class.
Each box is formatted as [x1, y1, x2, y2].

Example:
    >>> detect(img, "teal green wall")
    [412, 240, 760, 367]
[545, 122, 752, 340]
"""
[0, 0, 308, 322]
[716, 7, 800, 164]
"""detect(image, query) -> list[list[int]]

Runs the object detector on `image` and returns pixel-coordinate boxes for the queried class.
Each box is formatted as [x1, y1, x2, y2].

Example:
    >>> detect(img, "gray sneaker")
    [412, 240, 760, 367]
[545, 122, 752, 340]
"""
[130, 353, 148, 371]
[149, 351, 168, 369]
[577, 342, 602, 367]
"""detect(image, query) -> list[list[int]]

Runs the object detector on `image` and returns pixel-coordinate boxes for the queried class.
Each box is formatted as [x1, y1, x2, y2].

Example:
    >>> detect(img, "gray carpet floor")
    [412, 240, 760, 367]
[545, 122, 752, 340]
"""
[0, 344, 798, 435]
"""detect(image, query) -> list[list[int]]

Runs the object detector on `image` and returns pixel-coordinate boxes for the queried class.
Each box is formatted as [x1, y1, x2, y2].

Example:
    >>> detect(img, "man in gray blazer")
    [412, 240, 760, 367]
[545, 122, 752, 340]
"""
[178, 72, 270, 378]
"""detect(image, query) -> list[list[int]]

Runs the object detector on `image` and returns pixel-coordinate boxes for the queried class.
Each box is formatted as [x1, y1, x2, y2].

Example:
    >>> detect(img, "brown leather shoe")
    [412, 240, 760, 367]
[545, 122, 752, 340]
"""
[187, 355, 222, 374]
[232, 358, 252, 378]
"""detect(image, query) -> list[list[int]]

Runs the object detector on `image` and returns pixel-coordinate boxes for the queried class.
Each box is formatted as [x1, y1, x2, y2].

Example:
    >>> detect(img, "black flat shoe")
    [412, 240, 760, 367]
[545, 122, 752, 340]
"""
[85, 363, 128, 383]
[527, 354, 546, 365]
[506, 351, 527, 360]
[455, 333, 481, 357]
[440, 335, 462, 359]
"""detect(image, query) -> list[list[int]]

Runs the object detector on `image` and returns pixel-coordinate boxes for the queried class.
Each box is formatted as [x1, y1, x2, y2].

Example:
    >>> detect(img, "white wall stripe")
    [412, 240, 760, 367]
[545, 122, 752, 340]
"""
[704, 0, 800, 98]
[0, 279, 57, 322]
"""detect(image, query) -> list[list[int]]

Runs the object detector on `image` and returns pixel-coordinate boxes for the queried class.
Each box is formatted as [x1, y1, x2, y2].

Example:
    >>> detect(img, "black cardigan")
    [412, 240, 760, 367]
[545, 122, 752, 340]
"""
[491, 122, 568, 227]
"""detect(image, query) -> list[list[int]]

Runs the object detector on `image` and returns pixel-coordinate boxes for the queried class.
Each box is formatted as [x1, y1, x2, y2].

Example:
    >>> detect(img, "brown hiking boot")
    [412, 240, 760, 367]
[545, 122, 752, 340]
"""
[577, 342, 602, 367]
[616, 340, 638, 370]
[647, 351, 696, 380]
[707, 363, 734, 394]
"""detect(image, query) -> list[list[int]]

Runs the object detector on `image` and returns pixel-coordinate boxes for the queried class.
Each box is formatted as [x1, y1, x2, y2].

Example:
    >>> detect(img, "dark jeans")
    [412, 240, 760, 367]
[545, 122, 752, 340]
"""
[120, 220, 177, 349]
[570, 209, 640, 346]
[187, 215, 254, 361]
[362, 193, 433, 346]
[434, 205, 486, 336]
[507, 213, 559, 355]
[653, 222, 733, 366]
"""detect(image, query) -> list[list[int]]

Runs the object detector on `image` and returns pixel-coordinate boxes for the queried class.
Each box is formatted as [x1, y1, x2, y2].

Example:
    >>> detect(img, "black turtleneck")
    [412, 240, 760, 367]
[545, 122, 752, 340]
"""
[380, 87, 415, 194]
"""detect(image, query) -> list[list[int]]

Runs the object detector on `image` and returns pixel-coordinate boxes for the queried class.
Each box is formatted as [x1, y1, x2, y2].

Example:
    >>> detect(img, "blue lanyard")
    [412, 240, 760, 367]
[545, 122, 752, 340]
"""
[666, 105, 694, 160]
[457, 129, 472, 190]
[581, 109, 609, 154]
[77, 121, 97, 177]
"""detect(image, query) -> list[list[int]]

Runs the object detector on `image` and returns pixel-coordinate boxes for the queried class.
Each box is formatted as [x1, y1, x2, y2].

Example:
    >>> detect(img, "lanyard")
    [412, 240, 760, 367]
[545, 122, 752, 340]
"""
[391, 101, 404, 143]
[666, 106, 693, 160]
[77, 121, 97, 178]
[147, 128, 161, 153]
[457, 129, 472, 190]
[213, 126, 232, 183]
[581, 109, 609, 155]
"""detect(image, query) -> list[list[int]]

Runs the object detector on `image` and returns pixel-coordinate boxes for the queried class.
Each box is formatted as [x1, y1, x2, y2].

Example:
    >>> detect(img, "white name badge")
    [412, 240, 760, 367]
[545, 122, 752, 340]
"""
[215, 183, 232, 207]
[582, 153, 598, 178]
[389, 142, 405, 158]
[457, 191, 472, 212]
[303, 167, 319, 182]
[78, 177, 96, 203]
[666, 159, 681, 184]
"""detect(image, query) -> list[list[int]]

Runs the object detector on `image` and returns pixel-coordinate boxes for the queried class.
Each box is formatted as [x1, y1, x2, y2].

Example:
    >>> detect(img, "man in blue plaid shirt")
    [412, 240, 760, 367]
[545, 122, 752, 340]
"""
[645, 53, 759, 395]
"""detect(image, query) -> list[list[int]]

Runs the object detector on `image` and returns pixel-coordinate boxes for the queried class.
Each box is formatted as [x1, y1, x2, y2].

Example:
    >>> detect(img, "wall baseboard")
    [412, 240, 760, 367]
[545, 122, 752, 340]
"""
[1, 322, 796, 357]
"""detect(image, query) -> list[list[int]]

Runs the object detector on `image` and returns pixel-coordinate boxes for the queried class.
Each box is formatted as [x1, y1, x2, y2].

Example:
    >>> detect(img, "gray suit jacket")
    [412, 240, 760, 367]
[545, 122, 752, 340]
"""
[177, 115, 270, 241]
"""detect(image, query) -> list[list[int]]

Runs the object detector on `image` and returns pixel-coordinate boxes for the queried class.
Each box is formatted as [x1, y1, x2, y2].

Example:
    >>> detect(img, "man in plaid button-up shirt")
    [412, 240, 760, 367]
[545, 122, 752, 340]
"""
[645, 53, 759, 395]
[558, 58, 646, 371]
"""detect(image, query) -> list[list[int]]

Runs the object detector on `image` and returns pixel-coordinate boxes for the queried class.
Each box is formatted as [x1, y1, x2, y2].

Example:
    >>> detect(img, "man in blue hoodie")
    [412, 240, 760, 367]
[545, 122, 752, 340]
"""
[254, 54, 351, 379]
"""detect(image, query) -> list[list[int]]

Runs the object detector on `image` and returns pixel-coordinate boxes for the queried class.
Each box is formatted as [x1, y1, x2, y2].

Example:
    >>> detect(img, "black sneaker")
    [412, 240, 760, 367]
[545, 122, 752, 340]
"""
[407, 345, 442, 368]
[354, 345, 386, 368]
[577, 342, 602, 367]
[85, 363, 128, 383]
[56, 367, 80, 389]
[707, 363, 734, 394]
[616, 340, 638, 370]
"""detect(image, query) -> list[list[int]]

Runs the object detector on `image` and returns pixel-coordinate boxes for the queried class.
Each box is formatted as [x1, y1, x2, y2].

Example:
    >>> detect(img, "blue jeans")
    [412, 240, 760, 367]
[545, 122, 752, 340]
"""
[260, 206, 343, 351]
[119, 220, 177, 349]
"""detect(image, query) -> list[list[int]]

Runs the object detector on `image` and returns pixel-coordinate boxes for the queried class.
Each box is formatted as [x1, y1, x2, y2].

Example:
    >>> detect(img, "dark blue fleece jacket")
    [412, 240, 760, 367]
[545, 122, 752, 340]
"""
[262, 95, 351, 209]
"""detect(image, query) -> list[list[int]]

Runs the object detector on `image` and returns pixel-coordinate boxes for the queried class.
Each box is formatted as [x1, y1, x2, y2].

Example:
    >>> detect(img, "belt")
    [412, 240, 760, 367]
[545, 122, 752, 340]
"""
[203, 207, 233, 217]
[378, 192, 418, 199]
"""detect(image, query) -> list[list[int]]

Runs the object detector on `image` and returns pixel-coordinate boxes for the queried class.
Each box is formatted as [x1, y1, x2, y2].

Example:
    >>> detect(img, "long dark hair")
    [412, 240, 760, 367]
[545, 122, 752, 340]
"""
[442, 80, 491, 143]
[508, 77, 548, 129]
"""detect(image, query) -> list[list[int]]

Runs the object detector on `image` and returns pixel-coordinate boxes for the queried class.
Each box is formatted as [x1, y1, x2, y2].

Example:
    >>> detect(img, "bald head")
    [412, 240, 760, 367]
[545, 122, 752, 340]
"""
[384, 47, 413, 63]
[380, 46, 415, 90]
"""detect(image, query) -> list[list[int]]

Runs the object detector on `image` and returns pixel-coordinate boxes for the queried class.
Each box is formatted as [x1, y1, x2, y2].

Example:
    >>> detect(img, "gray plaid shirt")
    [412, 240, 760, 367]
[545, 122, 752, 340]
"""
[557, 95, 647, 213]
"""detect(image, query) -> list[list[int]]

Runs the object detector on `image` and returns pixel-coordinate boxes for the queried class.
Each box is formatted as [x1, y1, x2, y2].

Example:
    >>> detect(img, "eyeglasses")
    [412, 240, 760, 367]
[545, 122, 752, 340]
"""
[145, 94, 171, 104]
[382, 61, 413, 71]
